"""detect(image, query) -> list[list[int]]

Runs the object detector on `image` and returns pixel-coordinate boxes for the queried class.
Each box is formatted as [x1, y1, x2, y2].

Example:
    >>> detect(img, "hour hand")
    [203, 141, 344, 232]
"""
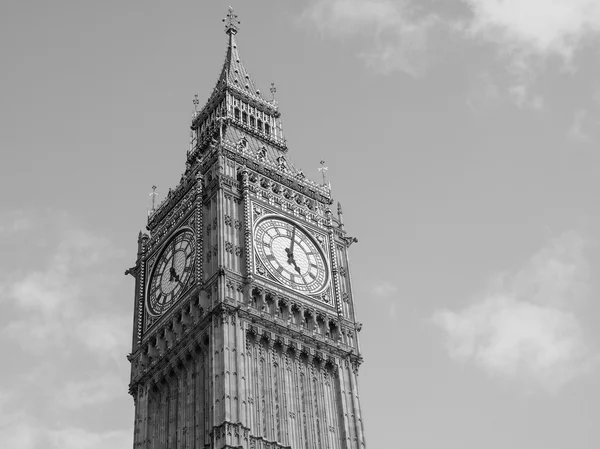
[285, 247, 294, 264]
[169, 266, 179, 282]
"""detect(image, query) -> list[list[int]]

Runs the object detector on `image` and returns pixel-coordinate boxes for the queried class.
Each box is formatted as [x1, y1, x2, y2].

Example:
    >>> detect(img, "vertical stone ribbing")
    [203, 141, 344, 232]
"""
[195, 173, 204, 288]
[236, 316, 244, 427]
[336, 363, 352, 449]
[136, 234, 148, 347]
[240, 168, 252, 282]
[350, 364, 366, 448]
[326, 209, 343, 319]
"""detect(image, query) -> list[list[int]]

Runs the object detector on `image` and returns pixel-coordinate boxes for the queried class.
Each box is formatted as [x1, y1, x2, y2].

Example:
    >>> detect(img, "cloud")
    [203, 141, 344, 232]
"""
[432, 231, 596, 392]
[567, 110, 592, 143]
[0, 210, 34, 234]
[373, 281, 398, 297]
[301, 0, 439, 77]
[462, 0, 600, 61]
[2, 216, 129, 359]
[372, 281, 399, 319]
[48, 428, 131, 449]
[0, 212, 133, 448]
[0, 414, 131, 449]
[56, 375, 126, 410]
[302, 0, 600, 108]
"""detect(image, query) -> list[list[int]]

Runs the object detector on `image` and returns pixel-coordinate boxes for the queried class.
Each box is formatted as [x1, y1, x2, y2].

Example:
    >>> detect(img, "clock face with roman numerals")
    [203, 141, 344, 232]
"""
[254, 215, 329, 294]
[146, 229, 194, 317]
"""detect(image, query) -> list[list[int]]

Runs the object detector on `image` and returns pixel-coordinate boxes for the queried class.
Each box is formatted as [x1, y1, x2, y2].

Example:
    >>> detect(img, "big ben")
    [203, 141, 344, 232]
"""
[126, 8, 367, 449]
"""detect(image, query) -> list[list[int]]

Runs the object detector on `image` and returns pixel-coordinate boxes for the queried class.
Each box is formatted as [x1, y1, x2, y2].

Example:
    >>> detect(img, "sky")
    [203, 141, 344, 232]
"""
[1, 0, 599, 448]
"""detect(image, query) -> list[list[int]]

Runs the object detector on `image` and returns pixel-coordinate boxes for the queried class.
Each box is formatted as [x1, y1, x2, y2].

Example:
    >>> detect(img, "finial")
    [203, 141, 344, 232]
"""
[270, 82, 277, 101]
[337, 202, 345, 230]
[318, 160, 330, 189]
[223, 6, 240, 35]
[193, 94, 199, 112]
[149, 185, 158, 214]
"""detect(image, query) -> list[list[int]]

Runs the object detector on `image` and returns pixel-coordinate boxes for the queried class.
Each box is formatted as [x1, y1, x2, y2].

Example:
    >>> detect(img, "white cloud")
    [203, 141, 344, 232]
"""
[75, 314, 130, 360]
[301, 0, 439, 77]
[462, 0, 600, 61]
[0, 415, 131, 449]
[568, 109, 592, 143]
[56, 375, 125, 410]
[302, 0, 600, 108]
[373, 281, 398, 297]
[2, 216, 129, 359]
[0, 210, 34, 234]
[0, 212, 133, 448]
[432, 231, 596, 392]
[48, 428, 132, 449]
[372, 281, 399, 320]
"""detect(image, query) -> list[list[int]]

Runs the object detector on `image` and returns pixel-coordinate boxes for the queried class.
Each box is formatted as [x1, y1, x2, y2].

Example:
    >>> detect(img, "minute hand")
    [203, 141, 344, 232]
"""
[289, 227, 296, 255]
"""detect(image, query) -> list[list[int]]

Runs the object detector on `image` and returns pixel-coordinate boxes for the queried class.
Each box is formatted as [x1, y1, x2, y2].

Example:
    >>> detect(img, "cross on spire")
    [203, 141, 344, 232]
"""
[223, 6, 240, 35]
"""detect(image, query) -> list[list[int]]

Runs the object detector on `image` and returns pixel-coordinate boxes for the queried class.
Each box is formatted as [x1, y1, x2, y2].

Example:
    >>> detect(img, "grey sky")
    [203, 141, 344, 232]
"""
[1, 1, 599, 448]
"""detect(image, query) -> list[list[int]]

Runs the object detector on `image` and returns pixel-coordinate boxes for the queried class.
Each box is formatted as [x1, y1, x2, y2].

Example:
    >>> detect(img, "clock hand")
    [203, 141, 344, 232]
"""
[286, 226, 297, 265]
[289, 226, 296, 254]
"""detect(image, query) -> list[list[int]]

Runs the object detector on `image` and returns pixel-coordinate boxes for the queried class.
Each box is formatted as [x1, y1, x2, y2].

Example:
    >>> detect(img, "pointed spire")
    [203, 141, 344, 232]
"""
[190, 8, 286, 151]
[211, 7, 270, 103]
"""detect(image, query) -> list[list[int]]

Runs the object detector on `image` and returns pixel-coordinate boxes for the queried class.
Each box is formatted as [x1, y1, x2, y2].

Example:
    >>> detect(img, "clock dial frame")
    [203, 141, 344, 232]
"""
[254, 215, 329, 294]
[146, 228, 194, 317]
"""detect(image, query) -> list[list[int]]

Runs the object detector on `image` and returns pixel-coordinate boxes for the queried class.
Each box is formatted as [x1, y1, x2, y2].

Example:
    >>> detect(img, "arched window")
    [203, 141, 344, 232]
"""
[242, 111, 248, 124]
[257, 119, 263, 132]
[234, 108, 240, 121]
[264, 123, 270, 135]
[250, 115, 255, 127]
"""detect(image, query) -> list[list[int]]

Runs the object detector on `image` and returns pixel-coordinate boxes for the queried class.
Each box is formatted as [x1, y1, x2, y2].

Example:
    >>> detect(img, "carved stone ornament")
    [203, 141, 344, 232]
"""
[237, 136, 248, 151]
[256, 145, 267, 161]
[253, 205, 263, 217]
[255, 256, 266, 275]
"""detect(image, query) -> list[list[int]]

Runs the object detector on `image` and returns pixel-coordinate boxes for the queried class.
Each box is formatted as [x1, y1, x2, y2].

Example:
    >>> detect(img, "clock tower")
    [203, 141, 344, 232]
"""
[126, 8, 367, 449]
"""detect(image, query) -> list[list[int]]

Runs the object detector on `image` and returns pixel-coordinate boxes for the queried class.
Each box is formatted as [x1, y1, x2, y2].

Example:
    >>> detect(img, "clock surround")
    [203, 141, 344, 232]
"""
[253, 214, 330, 295]
[145, 227, 194, 317]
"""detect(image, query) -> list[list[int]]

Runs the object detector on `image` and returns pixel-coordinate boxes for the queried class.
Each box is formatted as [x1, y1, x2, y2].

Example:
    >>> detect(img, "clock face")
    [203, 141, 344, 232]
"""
[254, 215, 329, 294]
[146, 229, 194, 317]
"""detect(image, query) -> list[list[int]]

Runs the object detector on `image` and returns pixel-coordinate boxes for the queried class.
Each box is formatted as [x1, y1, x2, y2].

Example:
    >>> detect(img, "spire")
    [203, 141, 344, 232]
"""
[201, 7, 271, 109]
[218, 30, 266, 100]
[190, 8, 287, 153]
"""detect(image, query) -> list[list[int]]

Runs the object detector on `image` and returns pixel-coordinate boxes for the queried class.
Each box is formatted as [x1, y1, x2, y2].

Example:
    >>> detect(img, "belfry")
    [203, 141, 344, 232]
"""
[126, 8, 367, 448]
